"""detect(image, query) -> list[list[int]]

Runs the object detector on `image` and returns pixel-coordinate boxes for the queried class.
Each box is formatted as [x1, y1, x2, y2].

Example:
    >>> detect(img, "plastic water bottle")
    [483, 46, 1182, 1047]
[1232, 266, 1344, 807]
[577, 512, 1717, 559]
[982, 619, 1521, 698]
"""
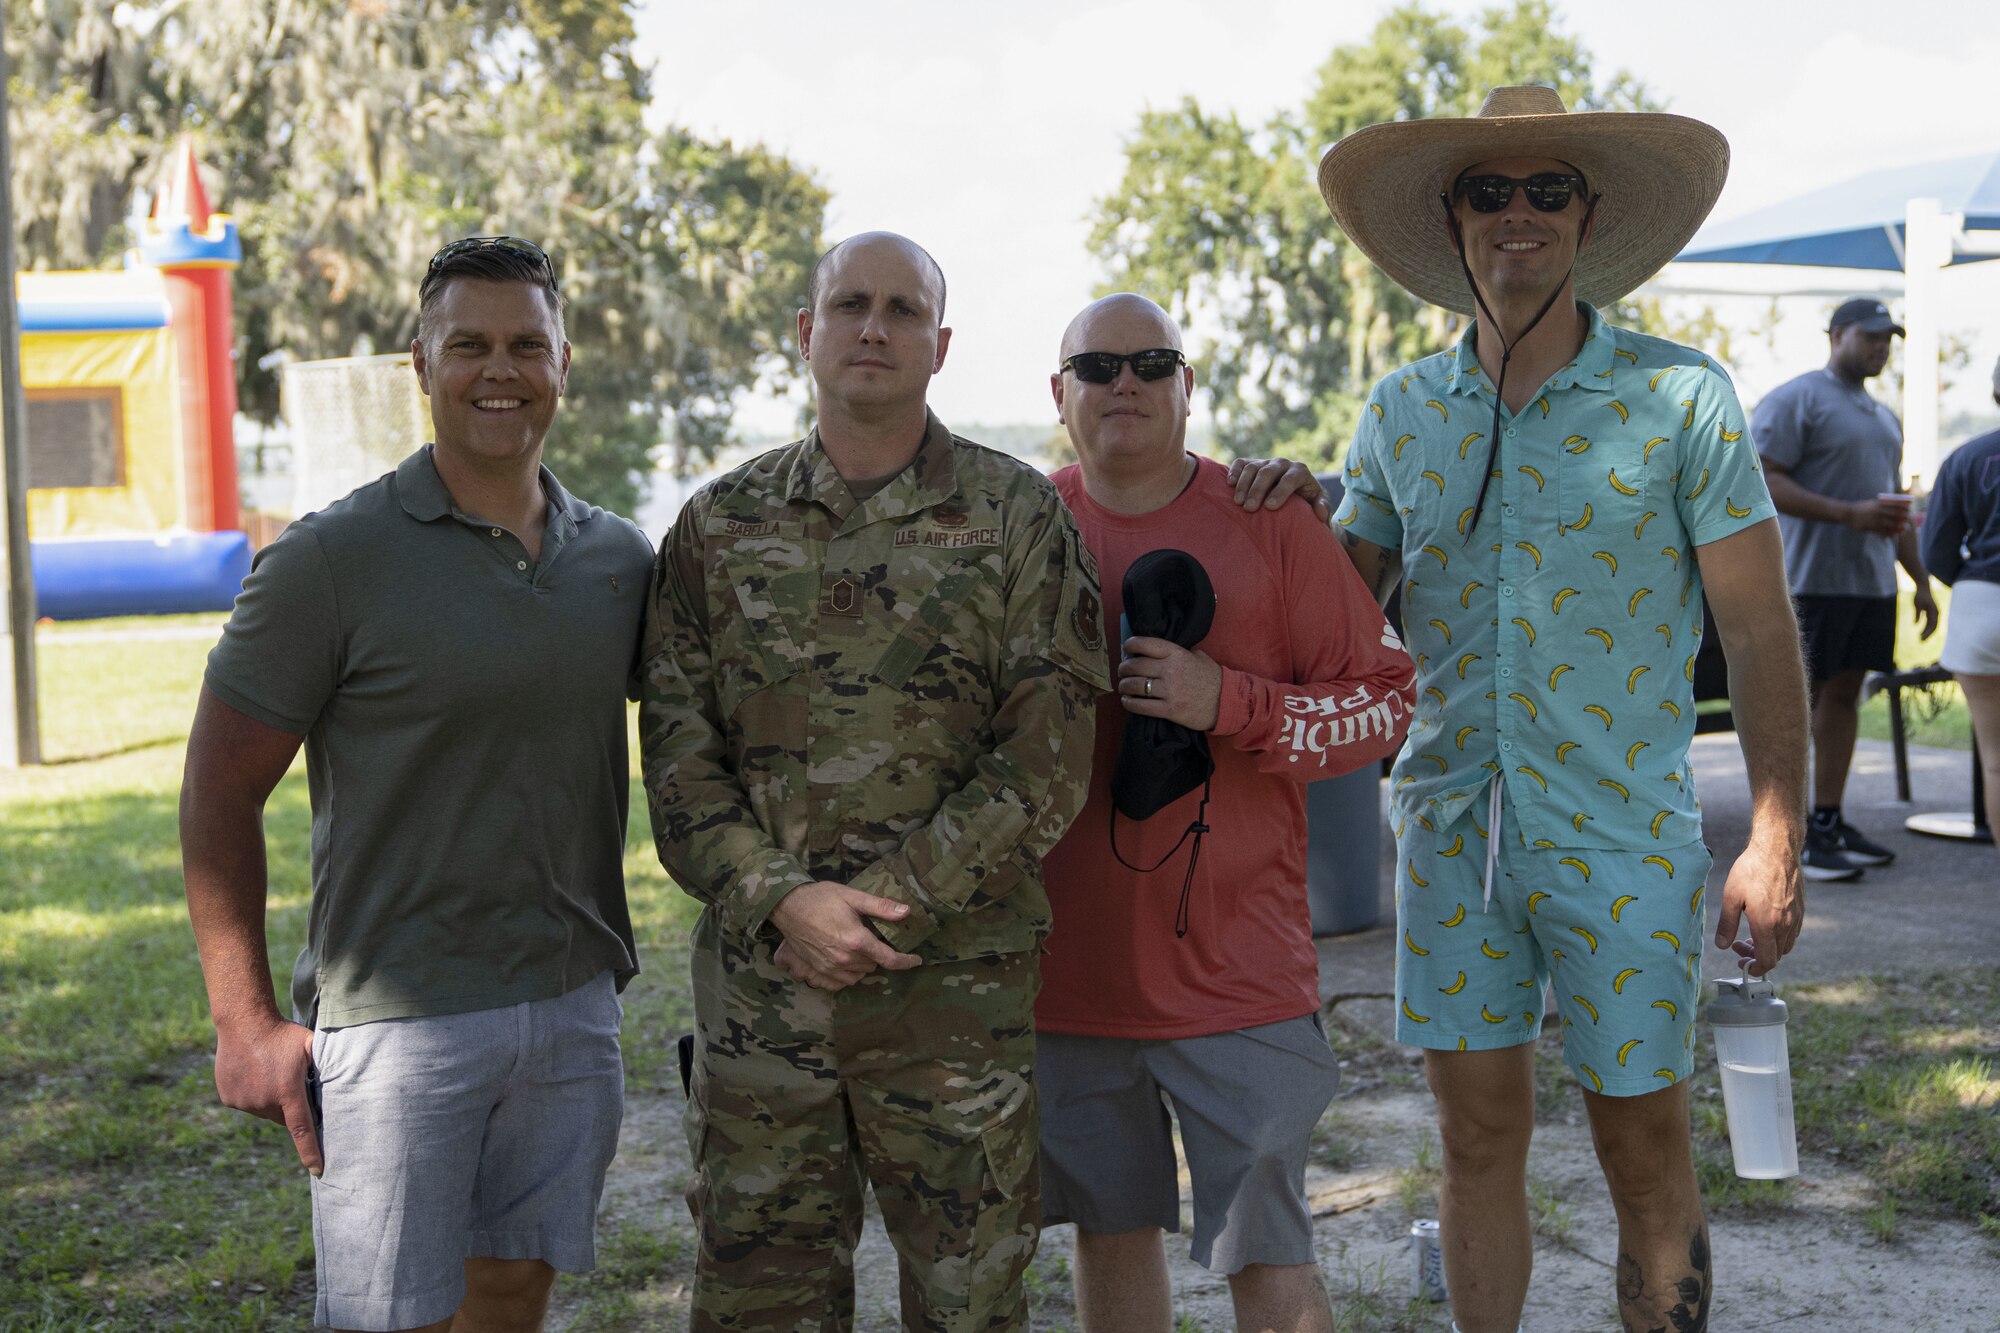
[1706, 972, 1799, 1179]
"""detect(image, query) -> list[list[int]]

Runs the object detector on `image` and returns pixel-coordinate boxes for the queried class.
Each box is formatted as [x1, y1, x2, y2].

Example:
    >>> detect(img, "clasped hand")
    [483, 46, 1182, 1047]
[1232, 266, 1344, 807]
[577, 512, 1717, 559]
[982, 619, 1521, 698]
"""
[770, 880, 921, 991]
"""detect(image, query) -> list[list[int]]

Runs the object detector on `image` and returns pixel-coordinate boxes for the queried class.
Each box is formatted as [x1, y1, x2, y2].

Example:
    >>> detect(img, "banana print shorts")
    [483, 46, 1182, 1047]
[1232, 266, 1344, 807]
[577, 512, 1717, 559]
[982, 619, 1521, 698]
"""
[1392, 793, 1711, 1097]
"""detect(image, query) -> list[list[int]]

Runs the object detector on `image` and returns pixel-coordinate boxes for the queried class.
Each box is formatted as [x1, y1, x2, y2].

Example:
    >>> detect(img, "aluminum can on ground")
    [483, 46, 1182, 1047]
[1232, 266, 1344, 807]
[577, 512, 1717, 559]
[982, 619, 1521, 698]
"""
[1409, 1218, 1447, 1301]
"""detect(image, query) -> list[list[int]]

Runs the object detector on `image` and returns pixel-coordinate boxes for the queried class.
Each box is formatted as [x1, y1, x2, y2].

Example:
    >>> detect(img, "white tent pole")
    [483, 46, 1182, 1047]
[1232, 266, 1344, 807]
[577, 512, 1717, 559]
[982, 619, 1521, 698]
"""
[1901, 198, 1951, 488]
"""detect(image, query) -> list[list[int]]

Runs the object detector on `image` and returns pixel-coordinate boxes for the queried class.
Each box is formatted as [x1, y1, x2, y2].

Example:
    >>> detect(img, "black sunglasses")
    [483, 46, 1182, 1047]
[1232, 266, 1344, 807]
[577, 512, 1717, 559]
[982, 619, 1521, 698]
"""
[427, 235, 555, 276]
[1061, 348, 1186, 384]
[1452, 172, 1589, 214]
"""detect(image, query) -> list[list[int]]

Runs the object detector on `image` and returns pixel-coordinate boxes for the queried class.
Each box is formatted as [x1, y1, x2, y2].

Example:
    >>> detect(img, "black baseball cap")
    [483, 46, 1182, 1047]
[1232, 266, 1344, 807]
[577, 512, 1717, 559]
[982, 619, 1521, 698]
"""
[1828, 297, 1905, 336]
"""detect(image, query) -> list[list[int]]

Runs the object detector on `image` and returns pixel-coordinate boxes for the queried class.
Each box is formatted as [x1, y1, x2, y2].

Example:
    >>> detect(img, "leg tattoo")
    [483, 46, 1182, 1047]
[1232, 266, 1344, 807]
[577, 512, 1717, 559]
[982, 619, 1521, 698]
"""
[1618, 1227, 1710, 1333]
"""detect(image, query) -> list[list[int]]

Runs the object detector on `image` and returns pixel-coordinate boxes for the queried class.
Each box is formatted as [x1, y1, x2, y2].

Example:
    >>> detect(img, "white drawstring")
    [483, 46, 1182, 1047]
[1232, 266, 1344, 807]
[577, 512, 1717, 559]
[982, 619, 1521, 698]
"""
[1483, 773, 1504, 915]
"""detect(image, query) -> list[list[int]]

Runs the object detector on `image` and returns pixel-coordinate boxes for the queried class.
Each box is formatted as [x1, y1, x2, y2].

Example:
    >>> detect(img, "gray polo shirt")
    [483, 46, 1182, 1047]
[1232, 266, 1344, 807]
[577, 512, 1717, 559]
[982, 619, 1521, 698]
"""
[205, 446, 652, 1028]
[1751, 368, 1902, 598]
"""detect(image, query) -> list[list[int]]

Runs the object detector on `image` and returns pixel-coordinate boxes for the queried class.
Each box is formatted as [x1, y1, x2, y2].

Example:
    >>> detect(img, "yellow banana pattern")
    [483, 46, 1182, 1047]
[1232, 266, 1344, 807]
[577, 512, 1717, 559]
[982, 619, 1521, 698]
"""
[1406, 830, 1704, 1084]
[1346, 312, 1767, 1087]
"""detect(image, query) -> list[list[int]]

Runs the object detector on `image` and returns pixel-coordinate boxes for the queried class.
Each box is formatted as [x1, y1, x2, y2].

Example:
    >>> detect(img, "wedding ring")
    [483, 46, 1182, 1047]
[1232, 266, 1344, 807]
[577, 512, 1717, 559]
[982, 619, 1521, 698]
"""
[1144, 678, 1153, 696]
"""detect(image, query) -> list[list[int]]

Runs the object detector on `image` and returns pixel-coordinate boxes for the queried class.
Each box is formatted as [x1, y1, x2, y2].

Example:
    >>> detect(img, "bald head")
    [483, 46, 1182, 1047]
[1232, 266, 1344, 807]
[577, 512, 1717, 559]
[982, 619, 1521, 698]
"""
[1060, 292, 1182, 363]
[808, 231, 947, 323]
[1052, 292, 1194, 492]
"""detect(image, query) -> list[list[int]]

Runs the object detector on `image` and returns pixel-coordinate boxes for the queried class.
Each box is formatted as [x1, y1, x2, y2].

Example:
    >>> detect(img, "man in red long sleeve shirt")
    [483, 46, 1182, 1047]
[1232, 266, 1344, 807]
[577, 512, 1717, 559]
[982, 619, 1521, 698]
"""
[1036, 293, 1416, 1333]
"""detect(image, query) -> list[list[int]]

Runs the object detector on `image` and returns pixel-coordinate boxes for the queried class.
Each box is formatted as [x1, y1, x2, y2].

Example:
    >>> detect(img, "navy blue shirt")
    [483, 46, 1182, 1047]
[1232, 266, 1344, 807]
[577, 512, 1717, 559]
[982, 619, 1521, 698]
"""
[1922, 426, 2000, 587]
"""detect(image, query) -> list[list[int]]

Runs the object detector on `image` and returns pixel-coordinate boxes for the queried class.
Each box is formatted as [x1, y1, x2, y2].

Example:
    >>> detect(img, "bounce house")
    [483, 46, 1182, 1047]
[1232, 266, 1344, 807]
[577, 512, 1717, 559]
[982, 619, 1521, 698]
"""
[16, 140, 249, 619]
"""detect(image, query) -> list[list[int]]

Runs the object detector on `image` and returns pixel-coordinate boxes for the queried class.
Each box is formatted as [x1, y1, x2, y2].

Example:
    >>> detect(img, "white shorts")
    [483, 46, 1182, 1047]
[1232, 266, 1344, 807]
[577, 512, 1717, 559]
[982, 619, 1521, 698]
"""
[309, 972, 623, 1330]
[1941, 579, 2000, 675]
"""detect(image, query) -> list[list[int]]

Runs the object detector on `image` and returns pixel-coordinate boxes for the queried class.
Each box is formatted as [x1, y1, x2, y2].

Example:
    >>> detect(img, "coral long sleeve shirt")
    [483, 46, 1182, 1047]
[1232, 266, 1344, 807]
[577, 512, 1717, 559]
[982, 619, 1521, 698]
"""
[1037, 458, 1415, 1039]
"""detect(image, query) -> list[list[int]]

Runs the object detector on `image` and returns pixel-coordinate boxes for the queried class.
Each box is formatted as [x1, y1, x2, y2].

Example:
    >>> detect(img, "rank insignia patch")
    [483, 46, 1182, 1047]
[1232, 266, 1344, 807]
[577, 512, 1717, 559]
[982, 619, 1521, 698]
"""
[821, 575, 863, 618]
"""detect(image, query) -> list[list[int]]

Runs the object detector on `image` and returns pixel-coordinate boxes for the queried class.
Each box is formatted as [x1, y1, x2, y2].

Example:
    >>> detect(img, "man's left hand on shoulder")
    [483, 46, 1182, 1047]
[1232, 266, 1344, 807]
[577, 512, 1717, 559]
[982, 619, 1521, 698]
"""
[1226, 458, 1332, 523]
[1117, 637, 1223, 732]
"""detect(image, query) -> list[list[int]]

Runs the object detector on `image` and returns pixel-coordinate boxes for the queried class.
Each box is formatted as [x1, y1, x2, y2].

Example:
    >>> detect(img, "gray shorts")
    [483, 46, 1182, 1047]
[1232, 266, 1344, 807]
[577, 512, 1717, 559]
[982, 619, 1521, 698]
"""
[1036, 1014, 1342, 1274]
[309, 972, 623, 1331]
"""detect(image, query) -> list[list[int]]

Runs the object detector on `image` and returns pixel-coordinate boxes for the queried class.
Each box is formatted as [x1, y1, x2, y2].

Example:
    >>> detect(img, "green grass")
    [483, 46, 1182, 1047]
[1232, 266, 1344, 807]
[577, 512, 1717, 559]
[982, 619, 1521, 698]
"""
[0, 619, 321, 1328]
[4, 619, 1995, 1327]
[0, 619, 703, 1329]
[1687, 969, 2000, 1227]
[1855, 585, 1972, 749]
[1528, 962, 1998, 1230]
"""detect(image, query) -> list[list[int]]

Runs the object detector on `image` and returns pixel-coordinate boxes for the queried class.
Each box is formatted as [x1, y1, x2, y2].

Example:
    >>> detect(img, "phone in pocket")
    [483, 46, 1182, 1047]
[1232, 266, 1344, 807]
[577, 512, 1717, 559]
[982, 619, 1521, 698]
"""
[305, 1061, 324, 1135]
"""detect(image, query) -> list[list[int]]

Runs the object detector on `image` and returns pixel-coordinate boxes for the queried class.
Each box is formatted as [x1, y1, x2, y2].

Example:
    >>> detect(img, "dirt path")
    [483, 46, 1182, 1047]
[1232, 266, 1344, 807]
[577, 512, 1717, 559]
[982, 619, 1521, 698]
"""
[551, 1014, 1992, 1332]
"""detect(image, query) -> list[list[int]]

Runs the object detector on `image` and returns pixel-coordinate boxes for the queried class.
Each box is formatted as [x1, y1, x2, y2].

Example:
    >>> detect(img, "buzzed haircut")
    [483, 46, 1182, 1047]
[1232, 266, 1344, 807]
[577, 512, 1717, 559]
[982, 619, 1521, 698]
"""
[806, 235, 948, 323]
[416, 241, 566, 350]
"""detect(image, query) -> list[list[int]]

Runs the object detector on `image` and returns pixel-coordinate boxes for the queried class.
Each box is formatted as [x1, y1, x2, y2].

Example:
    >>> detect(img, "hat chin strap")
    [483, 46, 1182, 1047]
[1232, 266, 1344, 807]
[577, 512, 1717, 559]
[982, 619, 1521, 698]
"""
[1109, 778, 1211, 940]
[1441, 193, 1599, 544]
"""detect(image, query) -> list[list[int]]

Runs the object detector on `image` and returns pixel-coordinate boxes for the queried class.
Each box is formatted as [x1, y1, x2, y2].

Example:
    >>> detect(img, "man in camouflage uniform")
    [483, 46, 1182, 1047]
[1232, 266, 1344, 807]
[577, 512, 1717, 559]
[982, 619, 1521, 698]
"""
[641, 231, 1108, 1331]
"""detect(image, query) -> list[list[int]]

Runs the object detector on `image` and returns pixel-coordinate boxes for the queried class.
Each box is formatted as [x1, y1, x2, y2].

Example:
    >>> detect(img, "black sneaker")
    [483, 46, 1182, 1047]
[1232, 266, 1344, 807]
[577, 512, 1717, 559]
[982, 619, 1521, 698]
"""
[1830, 817, 1895, 866]
[1801, 824, 1864, 881]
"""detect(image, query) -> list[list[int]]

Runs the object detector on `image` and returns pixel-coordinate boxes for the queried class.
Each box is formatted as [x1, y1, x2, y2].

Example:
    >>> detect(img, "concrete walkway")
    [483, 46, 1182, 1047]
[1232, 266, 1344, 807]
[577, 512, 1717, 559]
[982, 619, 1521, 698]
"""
[1316, 735, 1997, 1030]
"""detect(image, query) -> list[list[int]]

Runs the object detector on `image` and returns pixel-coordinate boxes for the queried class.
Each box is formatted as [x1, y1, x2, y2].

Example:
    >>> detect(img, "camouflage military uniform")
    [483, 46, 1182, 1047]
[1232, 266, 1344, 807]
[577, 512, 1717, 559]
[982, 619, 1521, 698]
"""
[641, 411, 1108, 1332]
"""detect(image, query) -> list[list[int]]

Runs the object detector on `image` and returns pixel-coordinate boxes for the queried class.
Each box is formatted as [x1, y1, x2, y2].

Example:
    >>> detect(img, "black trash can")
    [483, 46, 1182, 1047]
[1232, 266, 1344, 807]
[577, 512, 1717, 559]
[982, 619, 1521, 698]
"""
[1304, 468, 1389, 936]
[1306, 766, 1384, 936]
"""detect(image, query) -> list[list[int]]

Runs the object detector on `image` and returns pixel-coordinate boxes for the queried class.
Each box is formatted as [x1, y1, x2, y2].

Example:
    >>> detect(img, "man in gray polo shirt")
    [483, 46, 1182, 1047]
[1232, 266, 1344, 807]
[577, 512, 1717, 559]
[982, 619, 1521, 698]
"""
[180, 236, 652, 1332]
[1754, 296, 1937, 882]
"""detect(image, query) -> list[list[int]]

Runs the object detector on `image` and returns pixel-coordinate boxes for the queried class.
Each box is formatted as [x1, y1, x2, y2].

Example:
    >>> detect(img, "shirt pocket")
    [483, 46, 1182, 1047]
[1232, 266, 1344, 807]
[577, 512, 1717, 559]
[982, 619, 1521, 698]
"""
[872, 559, 998, 729]
[1556, 431, 1664, 633]
[1558, 428, 1663, 541]
[707, 534, 811, 721]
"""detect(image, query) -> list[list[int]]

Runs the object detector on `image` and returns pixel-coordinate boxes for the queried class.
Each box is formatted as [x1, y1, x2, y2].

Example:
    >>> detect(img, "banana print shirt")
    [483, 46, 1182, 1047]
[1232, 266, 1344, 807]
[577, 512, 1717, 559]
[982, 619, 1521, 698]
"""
[1335, 304, 1775, 851]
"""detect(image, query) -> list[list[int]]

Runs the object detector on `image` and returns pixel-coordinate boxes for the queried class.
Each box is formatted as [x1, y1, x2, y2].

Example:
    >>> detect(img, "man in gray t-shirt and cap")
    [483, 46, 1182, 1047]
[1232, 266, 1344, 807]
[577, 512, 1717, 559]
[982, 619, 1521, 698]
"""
[1753, 296, 1937, 882]
[180, 237, 652, 1330]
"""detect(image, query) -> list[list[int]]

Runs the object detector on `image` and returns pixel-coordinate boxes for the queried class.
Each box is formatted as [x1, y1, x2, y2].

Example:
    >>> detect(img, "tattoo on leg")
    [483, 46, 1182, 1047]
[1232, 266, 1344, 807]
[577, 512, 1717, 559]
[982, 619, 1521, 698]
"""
[1617, 1251, 1643, 1304]
[1618, 1227, 1711, 1333]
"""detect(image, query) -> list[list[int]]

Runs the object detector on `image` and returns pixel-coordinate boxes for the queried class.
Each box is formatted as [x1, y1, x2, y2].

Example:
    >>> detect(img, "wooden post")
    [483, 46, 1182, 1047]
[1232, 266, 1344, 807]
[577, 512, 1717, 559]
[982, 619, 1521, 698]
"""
[0, 19, 45, 767]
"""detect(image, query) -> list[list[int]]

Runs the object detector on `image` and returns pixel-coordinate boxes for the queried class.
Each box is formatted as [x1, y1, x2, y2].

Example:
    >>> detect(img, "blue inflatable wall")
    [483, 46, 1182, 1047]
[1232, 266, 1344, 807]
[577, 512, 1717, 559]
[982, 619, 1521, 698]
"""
[30, 532, 250, 619]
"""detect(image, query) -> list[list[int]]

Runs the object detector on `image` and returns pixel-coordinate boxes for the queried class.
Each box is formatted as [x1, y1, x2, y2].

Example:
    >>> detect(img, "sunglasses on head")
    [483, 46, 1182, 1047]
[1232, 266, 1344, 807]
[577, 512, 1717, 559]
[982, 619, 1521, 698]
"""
[1061, 348, 1186, 384]
[427, 234, 555, 274]
[1452, 172, 1589, 214]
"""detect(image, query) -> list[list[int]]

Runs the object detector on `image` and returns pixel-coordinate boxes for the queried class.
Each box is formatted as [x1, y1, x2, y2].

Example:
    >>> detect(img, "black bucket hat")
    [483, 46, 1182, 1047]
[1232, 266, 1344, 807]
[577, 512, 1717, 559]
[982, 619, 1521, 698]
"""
[1110, 548, 1217, 937]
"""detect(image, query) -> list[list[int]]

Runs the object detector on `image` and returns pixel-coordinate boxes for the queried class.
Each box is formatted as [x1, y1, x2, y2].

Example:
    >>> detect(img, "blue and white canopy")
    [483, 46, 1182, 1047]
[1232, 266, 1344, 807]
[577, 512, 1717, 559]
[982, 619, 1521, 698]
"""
[1678, 152, 2000, 271]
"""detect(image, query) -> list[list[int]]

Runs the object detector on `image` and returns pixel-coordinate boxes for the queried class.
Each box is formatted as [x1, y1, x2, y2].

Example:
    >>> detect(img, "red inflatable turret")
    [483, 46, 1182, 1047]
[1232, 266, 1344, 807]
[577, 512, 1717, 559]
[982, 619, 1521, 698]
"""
[139, 139, 242, 533]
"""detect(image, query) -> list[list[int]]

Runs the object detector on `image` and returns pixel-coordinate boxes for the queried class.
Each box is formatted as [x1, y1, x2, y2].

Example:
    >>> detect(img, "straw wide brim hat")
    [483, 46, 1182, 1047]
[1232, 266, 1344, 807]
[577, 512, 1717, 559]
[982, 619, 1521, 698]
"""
[1317, 85, 1729, 315]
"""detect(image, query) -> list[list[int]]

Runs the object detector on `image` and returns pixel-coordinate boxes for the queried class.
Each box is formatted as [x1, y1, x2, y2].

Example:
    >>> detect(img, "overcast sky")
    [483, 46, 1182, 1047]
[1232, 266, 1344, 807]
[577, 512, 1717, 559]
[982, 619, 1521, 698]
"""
[631, 0, 2000, 448]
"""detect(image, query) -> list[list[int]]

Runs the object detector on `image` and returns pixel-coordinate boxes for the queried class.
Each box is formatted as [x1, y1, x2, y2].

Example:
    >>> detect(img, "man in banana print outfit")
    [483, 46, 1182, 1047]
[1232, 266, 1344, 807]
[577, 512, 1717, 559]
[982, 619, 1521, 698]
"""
[1319, 89, 1809, 1333]
[640, 231, 1108, 1331]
